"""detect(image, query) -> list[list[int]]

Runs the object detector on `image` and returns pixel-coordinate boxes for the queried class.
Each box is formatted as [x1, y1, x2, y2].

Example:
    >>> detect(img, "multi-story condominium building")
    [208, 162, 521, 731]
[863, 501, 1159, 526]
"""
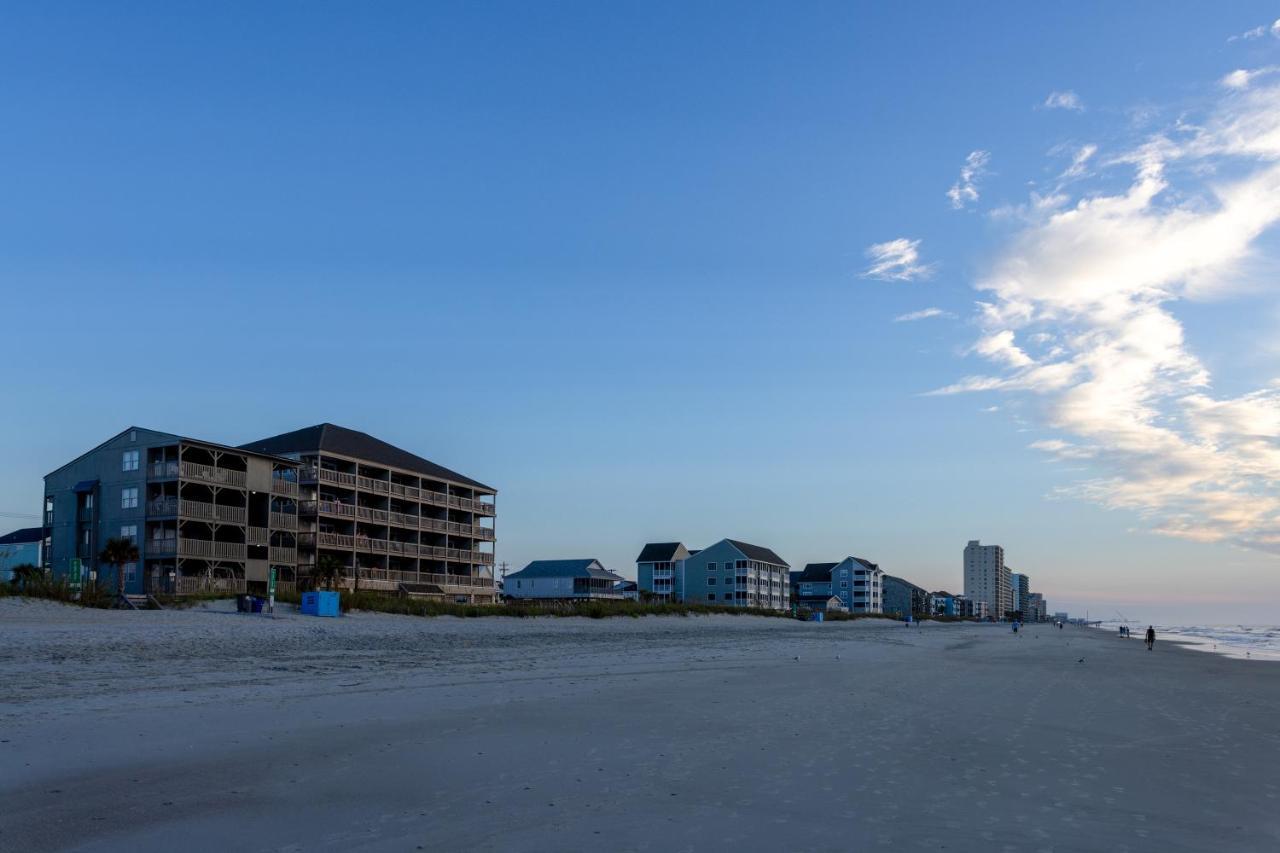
[964, 539, 1010, 619]
[955, 596, 990, 619]
[1024, 592, 1047, 622]
[791, 557, 884, 614]
[43, 427, 301, 597]
[240, 424, 497, 603]
[639, 539, 789, 610]
[503, 559, 626, 601]
[635, 542, 692, 602]
[882, 575, 930, 619]
[1010, 572, 1029, 614]
[929, 591, 958, 617]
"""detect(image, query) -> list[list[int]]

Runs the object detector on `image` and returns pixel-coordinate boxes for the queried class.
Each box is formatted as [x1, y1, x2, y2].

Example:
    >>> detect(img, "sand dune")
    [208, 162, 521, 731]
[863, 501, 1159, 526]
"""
[1, 598, 1277, 852]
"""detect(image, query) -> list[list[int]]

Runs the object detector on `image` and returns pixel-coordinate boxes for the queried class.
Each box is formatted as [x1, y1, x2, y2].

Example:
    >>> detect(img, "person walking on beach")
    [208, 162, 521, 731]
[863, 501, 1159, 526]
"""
[1145, 625, 1155, 651]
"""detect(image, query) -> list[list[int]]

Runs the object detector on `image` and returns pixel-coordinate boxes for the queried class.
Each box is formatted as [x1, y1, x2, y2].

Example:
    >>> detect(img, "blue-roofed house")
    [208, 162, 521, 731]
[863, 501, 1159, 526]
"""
[0, 527, 44, 584]
[503, 559, 627, 601]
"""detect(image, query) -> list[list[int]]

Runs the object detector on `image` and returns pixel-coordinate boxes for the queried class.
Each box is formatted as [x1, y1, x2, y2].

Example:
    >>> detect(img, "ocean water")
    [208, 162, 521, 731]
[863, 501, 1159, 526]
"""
[1095, 621, 1280, 661]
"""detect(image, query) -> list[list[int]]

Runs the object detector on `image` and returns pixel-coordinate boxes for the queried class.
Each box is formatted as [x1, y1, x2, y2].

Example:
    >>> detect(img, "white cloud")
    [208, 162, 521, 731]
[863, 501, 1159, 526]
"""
[1043, 90, 1085, 111]
[1228, 19, 1280, 42]
[1061, 143, 1098, 178]
[1221, 67, 1280, 90]
[894, 307, 954, 322]
[947, 150, 990, 209]
[934, 78, 1280, 552]
[861, 238, 933, 281]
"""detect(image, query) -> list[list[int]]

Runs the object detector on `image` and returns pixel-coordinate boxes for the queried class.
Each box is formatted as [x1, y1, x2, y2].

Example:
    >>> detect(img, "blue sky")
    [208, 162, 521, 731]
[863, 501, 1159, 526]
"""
[4, 2, 1280, 622]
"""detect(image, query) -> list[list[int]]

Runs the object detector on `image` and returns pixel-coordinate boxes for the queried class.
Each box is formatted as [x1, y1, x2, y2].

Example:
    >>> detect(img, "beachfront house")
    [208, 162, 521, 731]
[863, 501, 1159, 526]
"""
[616, 580, 640, 600]
[792, 557, 884, 614]
[503, 559, 626, 601]
[882, 575, 931, 620]
[678, 539, 791, 611]
[0, 527, 44, 584]
[636, 542, 691, 602]
[929, 591, 958, 616]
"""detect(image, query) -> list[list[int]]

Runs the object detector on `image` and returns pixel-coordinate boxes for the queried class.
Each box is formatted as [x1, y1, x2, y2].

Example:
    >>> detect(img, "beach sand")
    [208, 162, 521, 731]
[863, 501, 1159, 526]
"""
[1, 598, 1278, 852]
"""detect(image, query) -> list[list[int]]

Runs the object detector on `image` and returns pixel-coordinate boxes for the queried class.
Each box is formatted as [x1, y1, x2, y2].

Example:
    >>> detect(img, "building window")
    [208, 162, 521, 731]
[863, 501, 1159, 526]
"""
[707, 562, 717, 571]
[708, 577, 716, 585]
[120, 525, 137, 543]
[841, 569, 849, 578]
[129, 430, 137, 442]
[124, 562, 137, 581]
[840, 580, 848, 589]
[83, 529, 90, 546]
[121, 487, 138, 509]
[45, 496, 54, 525]
[706, 593, 715, 601]
[84, 494, 94, 510]
[736, 560, 747, 569]
[122, 450, 140, 471]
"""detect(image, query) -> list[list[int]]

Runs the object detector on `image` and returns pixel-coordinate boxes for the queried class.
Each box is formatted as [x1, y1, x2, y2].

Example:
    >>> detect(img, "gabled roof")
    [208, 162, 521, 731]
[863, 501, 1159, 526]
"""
[797, 562, 837, 582]
[240, 423, 492, 491]
[851, 557, 881, 572]
[931, 590, 956, 598]
[46, 426, 296, 479]
[507, 559, 625, 582]
[883, 574, 928, 593]
[724, 539, 789, 567]
[0, 527, 42, 545]
[636, 542, 686, 562]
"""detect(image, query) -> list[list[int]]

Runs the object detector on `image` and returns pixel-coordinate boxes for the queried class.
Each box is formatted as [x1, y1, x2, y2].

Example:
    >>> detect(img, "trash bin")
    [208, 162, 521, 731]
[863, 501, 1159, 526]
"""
[250, 597, 264, 613]
[812, 611, 824, 623]
[302, 591, 339, 617]
[236, 594, 251, 613]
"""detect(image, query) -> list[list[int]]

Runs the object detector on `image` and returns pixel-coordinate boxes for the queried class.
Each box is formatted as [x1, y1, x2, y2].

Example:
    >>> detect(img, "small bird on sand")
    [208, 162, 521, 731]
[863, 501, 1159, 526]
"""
[1077, 658, 1085, 663]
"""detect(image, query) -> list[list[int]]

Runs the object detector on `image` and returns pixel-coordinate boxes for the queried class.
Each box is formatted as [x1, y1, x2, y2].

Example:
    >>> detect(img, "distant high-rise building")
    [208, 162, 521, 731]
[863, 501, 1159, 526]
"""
[1010, 572, 1030, 614]
[964, 540, 1010, 618]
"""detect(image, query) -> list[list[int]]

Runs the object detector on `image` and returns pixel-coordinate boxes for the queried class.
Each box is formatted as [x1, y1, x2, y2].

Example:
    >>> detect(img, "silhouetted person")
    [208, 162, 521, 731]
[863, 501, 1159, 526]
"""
[1145, 625, 1155, 651]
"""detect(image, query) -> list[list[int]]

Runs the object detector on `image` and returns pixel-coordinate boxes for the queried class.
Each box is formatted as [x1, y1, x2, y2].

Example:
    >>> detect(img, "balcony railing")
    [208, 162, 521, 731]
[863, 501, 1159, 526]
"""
[148, 497, 179, 516]
[269, 546, 297, 565]
[146, 539, 178, 556]
[356, 475, 390, 494]
[271, 477, 300, 497]
[355, 506, 389, 523]
[177, 539, 247, 560]
[303, 467, 357, 487]
[177, 499, 247, 525]
[148, 461, 180, 480]
[317, 500, 356, 518]
[181, 461, 247, 488]
[269, 511, 298, 531]
[176, 576, 246, 595]
[247, 526, 269, 545]
[307, 533, 493, 565]
[318, 532, 354, 549]
[351, 567, 496, 589]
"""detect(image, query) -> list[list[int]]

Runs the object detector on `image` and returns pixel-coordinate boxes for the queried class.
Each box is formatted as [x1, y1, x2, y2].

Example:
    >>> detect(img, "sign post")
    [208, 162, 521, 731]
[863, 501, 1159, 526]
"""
[267, 567, 277, 618]
[69, 558, 83, 600]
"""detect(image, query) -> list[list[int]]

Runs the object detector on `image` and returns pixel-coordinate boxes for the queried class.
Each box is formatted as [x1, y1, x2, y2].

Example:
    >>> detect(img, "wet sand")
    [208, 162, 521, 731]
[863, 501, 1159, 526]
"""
[1, 598, 1278, 852]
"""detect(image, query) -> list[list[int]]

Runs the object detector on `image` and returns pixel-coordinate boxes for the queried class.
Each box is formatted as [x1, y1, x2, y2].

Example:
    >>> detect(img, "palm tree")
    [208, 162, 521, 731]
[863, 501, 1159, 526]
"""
[312, 554, 343, 591]
[8, 563, 42, 591]
[99, 537, 140, 602]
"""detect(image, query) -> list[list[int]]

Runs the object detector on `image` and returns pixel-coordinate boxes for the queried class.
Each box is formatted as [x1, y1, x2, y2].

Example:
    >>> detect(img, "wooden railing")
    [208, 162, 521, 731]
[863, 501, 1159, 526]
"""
[318, 532, 354, 548]
[148, 461, 180, 480]
[269, 546, 296, 564]
[317, 500, 356, 518]
[180, 461, 247, 487]
[353, 568, 496, 589]
[147, 539, 178, 556]
[355, 506, 389, 522]
[269, 511, 297, 530]
[357, 475, 389, 494]
[247, 526, 269, 545]
[176, 576, 246, 595]
[178, 539, 246, 560]
[148, 497, 179, 515]
[271, 477, 300, 497]
[303, 467, 357, 486]
[177, 499, 247, 525]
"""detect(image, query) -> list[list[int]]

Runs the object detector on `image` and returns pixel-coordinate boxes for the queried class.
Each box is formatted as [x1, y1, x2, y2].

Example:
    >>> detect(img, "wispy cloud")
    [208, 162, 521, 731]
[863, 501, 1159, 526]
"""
[934, 77, 1280, 552]
[1227, 19, 1280, 42]
[1042, 90, 1085, 112]
[894, 307, 954, 322]
[1221, 66, 1280, 90]
[861, 238, 933, 281]
[947, 150, 990, 209]
[1060, 143, 1098, 178]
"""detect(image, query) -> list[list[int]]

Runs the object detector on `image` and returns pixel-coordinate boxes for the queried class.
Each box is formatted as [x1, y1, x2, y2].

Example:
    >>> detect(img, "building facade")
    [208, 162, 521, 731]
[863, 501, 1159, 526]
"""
[882, 574, 930, 619]
[652, 539, 789, 611]
[241, 424, 497, 604]
[44, 427, 301, 596]
[503, 559, 625, 600]
[792, 557, 884, 614]
[1010, 572, 1029, 615]
[1024, 592, 1047, 622]
[635, 542, 692, 602]
[964, 540, 1010, 619]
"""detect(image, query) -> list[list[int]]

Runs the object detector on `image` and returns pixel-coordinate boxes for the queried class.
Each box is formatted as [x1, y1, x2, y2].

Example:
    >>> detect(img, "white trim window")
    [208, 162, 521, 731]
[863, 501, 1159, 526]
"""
[120, 524, 137, 543]
[121, 487, 139, 509]
[122, 450, 140, 471]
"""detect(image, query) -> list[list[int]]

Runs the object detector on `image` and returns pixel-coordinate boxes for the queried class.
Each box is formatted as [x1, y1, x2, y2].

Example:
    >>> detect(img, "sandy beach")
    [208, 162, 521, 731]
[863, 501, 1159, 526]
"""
[1, 599, 1278, 852]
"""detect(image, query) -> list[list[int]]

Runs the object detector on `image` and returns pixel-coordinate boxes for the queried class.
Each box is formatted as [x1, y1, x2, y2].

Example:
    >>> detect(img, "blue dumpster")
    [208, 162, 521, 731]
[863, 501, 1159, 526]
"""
[301, 591, 340, 617]
[811, 611, 824, 623]
[250, 597, 264, 613]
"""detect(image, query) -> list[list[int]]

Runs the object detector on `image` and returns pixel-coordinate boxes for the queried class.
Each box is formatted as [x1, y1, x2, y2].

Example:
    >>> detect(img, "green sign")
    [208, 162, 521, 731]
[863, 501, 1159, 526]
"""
[268, 567, 277, 595]
[69, 558, 83, 589]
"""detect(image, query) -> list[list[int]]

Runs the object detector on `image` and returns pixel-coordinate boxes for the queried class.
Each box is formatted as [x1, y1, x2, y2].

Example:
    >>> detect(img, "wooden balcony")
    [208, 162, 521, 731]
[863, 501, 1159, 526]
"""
[179, 499, 247, 525]
[270, 511, 298, 531]
[303, 467, 357, 487]
[269, 546, 297, 564]
[148, 461, 180, 480]
[356, 475, 390, 494]
[351, 567, 496, 590]
[271, 477, 300, 497]
[181, 461, 247, 488]
[178, 539, 247, 560]
[146, 539, 178, 556]
[247, 526, 269, 545]
[176, 576, 246, 595]
[318, 532, 354, 549]
[317, 500, 356, 518]
[355, 505, 389, 523]
[148, 497, 179, 516]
